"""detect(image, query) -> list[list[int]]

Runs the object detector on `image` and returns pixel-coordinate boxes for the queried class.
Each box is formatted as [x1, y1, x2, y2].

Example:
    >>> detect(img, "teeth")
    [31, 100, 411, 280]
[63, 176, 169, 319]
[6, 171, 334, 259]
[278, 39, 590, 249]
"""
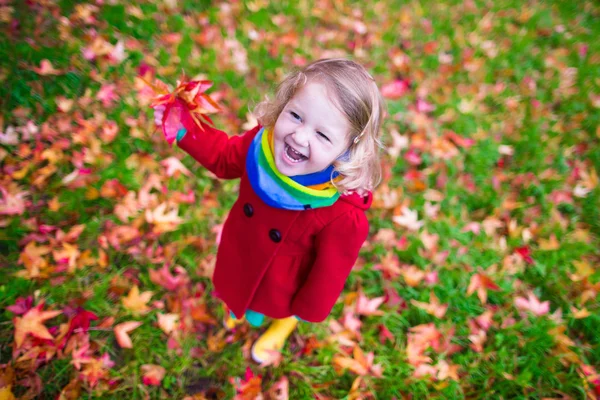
[285, 144, 307, 163]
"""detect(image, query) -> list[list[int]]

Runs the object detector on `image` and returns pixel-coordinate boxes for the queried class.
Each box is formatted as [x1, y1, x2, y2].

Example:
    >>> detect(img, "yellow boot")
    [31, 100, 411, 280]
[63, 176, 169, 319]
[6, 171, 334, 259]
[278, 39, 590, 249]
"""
[223, 312, 245, 330]
[251, 317, 298, 363]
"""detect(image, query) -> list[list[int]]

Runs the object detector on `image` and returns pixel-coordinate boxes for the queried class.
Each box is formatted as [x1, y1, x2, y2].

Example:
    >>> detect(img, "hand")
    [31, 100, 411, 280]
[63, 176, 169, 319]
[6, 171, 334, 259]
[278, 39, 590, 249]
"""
[153, 104, 166, 126]
[153, 103, 187, 145]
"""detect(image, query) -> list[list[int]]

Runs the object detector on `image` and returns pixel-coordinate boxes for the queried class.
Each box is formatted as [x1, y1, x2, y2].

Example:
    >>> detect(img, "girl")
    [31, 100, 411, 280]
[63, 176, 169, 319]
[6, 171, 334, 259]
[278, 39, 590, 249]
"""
[154, 58, 385, 363]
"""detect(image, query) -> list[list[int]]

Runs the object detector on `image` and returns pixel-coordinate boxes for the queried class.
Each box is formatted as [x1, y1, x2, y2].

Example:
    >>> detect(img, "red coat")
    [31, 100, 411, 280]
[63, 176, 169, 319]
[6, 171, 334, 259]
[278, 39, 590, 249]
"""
[177, 120, 371, 323]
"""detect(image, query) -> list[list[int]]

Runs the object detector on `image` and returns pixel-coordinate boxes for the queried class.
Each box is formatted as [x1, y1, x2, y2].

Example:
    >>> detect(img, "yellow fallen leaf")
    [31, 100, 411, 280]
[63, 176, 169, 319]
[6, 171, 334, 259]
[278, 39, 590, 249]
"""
[569, 260, 594, 282]
[122, 286, 153, 315]
[538, 234, 560, 250]
[570, 307, 591, 319]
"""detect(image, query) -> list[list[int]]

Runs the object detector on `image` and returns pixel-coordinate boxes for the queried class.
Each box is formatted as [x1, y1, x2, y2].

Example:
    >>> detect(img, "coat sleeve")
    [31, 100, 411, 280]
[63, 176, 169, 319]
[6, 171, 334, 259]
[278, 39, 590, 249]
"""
[290, 211, 369, 322]
[176, 115, 262, 179]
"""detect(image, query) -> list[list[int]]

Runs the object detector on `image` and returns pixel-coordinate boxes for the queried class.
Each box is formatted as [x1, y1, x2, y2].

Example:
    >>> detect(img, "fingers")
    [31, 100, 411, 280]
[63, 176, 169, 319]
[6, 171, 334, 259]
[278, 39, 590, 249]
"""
[153, 106, 165, 126]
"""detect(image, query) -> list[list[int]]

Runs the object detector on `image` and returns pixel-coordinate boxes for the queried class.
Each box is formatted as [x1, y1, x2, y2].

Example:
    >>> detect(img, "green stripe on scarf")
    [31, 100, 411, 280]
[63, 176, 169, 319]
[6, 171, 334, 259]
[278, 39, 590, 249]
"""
[246, 128, 341, 210]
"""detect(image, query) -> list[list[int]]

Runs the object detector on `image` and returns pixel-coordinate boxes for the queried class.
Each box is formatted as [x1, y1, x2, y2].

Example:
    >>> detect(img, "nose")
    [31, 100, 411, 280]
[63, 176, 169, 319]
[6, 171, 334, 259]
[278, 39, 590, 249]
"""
[292, 126, 310, 148]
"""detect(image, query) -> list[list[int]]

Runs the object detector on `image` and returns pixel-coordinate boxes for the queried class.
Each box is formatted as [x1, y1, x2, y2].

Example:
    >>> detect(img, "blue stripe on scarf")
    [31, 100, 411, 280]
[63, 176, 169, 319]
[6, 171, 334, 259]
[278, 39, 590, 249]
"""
[290, 165, 339, 186]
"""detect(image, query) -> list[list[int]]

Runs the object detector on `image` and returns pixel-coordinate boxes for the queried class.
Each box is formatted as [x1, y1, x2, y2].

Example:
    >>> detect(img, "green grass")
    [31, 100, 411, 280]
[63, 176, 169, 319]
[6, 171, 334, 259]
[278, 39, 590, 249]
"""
[1, 0, 600, 398]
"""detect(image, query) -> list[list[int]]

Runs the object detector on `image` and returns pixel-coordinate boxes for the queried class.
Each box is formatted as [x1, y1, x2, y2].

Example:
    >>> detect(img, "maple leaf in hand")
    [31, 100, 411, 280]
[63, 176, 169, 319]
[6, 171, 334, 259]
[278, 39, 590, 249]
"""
[13, 302, 62, 348]
[121, 285, 153, 315]
[148, 75, 221, 144]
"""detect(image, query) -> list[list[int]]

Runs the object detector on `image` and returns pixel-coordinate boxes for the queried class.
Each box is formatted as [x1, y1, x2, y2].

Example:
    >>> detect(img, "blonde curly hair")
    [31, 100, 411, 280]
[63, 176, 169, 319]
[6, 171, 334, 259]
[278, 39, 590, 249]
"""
[253, 58, 385, 193]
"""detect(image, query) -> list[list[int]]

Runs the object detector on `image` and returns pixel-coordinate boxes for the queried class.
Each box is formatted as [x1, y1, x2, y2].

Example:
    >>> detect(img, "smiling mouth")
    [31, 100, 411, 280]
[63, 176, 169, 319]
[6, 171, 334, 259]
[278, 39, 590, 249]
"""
[284, 143, 308, 163]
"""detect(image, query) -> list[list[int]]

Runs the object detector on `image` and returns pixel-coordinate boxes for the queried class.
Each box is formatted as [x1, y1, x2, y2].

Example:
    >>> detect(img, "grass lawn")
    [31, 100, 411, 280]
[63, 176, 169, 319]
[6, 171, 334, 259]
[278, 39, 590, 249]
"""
[1, 0, 599, 398]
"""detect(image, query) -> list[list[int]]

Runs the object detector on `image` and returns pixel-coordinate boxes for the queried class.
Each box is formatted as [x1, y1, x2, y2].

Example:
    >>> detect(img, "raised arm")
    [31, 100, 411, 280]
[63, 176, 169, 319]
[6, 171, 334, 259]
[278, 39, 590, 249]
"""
[176, 116, 261, 179]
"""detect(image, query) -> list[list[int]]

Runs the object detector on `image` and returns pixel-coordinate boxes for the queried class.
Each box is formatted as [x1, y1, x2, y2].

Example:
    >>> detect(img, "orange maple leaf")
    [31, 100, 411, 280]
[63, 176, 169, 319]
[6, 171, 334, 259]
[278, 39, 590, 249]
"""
[466, 272, 500, 304]
[13, 302, 62, 348]
[332, 346, 383, 377]
[410, 291, 448, 318]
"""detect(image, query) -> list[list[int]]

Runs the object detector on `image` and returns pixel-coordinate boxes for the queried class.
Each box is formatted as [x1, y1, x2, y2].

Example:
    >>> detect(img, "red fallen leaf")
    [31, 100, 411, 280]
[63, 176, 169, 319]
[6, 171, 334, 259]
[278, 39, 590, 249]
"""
[13, 302, 62, 348]
[100, 179, 129, 198]
[378, 324, 395, 344]
[71, 343, 93, 370]
[514, 246, 534, 264]
[381, 79, 410, 99]
[444, 130, 475, 148]
[466, 273, 501, 304]
[6, 296, 33, 315]
[141, 364, 166, 386]
[229, 367, 263, 400]
[114, 321, 142, 348]
[149, 264, 190, 292]
[66, 308, 98, 336]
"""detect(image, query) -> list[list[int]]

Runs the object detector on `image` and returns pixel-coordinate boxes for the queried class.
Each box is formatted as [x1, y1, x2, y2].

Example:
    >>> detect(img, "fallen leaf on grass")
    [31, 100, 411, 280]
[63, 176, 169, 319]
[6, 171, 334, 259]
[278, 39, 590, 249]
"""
[141, 364, 166, 386]
[355, 292, 385, 316]
[265, 376, 289, 400]
[114, 321, 142, 348]
[466, 273, 500, 304]
[32, 59, 65, 75]
[392, 206, 424, 231]
[332, 346, 383, 377]
[122, 285, 153, 315]
[157, 313, 179, 335]
[160, 156, 191, 177]
[13, 302, 61, 348]
[411, 291, 448, 318]
[514, 292, 550, 316]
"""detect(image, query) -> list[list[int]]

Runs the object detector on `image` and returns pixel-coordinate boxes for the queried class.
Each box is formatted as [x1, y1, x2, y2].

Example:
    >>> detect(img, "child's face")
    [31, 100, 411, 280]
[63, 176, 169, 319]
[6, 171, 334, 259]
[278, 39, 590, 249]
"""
[272, 81, 351, 177]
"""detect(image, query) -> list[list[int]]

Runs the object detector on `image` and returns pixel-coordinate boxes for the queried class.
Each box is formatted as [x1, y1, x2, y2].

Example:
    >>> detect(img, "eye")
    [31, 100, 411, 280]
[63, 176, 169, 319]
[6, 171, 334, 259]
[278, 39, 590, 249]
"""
[290, 111, 301, 121]
[317, 131, 330, 142]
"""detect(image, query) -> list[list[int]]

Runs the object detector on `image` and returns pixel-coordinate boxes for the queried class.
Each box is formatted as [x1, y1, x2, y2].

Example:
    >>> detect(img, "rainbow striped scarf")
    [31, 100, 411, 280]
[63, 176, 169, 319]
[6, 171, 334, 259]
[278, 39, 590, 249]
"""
[246, 127, 341, 210]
